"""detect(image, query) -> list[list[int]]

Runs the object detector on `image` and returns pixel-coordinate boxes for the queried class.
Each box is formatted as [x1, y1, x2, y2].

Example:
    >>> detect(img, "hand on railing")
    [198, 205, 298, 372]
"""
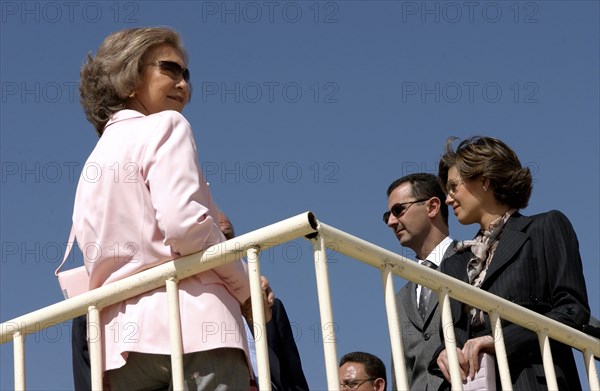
[462, 335, 495, 380]
[437, 335, 495, 382]
[437, 347, 468, 382]
[241, 275, 275, 324]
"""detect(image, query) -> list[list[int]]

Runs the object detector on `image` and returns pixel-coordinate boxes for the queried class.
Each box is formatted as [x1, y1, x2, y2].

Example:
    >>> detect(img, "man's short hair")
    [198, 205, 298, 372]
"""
[386, 173, 449, 225]
[339, 351, 387, 387]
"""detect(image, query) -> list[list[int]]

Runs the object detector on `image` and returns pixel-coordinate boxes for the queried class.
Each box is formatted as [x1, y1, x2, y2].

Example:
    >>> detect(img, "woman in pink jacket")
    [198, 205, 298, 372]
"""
[74, 27, 251, 390]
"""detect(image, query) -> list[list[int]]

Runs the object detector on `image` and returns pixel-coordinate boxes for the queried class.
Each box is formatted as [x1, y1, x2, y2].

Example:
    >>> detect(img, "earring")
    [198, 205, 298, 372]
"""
[129, 91, 136, 98]
[483, 186, 488, 192]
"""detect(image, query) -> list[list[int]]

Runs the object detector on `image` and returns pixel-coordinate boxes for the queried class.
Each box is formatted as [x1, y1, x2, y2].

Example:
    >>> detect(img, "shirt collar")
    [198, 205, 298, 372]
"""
[103, 109, 146, 132]
[419, 236, 453, 268]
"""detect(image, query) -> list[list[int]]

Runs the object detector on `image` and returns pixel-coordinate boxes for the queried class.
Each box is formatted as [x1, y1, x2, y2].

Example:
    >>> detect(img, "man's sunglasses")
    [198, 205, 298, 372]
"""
[383, 198, 429, 223]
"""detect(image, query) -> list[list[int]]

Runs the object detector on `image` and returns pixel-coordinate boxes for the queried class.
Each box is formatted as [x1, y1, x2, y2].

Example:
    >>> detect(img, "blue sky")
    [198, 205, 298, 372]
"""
[1, 1, 598, 389]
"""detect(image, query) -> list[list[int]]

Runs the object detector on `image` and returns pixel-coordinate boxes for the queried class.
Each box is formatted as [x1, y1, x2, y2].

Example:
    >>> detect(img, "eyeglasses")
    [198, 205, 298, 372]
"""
[149, 60, 190, 82]
[340, 378, 375, 390]
[445, 178, 465, 197]
[383, 198, 429, 223]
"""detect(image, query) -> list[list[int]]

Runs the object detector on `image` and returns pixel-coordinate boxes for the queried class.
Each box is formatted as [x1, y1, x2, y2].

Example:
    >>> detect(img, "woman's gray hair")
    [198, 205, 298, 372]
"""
[79, 27, 188, 136]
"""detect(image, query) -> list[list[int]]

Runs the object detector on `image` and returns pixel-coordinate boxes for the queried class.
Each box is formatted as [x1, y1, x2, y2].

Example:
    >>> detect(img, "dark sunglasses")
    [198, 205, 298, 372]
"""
[383, 198, 429, 223]
[150, 60, 190, 82]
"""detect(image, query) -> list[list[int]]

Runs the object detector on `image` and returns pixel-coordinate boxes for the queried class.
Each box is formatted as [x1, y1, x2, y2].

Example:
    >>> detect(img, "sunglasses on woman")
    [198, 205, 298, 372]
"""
[149, 60, 190, 83]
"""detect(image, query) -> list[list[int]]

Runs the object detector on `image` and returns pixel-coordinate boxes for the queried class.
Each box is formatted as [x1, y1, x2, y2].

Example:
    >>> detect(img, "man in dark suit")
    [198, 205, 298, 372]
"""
[244, 297, 309, 391]
[71, 314, 90, 390]
[264, 298, 310, 391]
[384, 173, 455, 391]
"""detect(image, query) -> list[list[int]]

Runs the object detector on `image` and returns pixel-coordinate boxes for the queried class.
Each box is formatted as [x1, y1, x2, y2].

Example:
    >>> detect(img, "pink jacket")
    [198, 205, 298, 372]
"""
[73, 109, 250, 371]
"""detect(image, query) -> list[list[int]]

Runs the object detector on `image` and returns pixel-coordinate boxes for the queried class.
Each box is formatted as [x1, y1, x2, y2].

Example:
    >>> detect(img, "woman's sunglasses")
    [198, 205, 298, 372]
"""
[149, 60, 190, 83]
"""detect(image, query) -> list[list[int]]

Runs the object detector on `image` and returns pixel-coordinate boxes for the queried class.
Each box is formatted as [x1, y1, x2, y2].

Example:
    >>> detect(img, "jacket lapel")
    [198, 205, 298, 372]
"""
[403, 281, 425, 328]
[423, 293, 439, 325]
[442, 241, 457, 260]
[423, 243, 457, 323]
[482, 213, 532, 286]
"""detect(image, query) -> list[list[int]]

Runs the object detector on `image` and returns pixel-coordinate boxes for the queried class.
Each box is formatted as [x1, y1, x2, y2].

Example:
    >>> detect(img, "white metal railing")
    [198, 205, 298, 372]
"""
[316, 221, 600, 390]
[1, 211, 599, 390]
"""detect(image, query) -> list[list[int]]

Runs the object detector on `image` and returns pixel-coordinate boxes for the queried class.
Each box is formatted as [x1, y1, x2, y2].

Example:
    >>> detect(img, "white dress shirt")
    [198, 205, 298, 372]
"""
[415, 236, 453, 307]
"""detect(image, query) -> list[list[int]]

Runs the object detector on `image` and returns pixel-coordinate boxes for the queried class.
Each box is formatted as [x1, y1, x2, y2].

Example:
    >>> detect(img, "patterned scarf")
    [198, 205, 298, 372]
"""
[455, 209, 517, 325]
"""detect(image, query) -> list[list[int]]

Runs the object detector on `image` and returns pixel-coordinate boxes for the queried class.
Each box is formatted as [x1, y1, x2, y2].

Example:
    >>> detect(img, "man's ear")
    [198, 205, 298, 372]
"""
[373, 378, 386, 391]
[427, 197, 441, 218]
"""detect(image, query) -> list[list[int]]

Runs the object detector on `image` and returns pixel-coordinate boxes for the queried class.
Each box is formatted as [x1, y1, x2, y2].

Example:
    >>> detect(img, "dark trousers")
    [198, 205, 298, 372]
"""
[72, 315, 91, 390]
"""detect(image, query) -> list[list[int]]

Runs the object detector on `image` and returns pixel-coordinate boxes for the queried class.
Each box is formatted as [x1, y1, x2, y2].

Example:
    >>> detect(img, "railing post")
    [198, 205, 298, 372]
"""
[247, 246, 272, 391]
[381, 264, 409, 391]
[311, 234, 340, 391]
[439, 289, 463, 391]
[584, 348, 600, 391]
[538, 331, 558, 390]
[88, 306, 103, 391]
[166, 278, 185, 390]
[1, 213, 599, 391]
[488, 310, 512, 390]
[13, 331, 25, 391]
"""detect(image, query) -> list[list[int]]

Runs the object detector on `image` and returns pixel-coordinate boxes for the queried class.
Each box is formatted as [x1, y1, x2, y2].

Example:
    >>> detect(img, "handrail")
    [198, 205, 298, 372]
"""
[316, 222, 600, 357]
[0, 211, 318, 344]
[316, 221, 600, 390]
[1, 212, 598, 391]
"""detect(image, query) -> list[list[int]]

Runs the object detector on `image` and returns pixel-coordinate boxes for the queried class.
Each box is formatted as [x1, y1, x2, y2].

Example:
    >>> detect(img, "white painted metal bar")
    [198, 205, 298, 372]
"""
[315, 222, 600, 359]
[439, 290, 463, 391]
[1, 212, 599, 391]
[13, 331, 25, 391]
[488, 311, 512, 390]
[88, 306, 103, 391]
[312, 233, 340, 391]
[538, 331, 559, 390]
[247, 247, 272, 391]
[166, 278, 185, 391]
[584, 348, 600, 391]
[0, 212, 318, 345]
[381, 265, 409, 391]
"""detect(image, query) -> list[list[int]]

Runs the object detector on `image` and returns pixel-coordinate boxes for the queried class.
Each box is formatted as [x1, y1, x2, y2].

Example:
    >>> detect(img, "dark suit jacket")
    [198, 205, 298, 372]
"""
[72, 314, 91, 391]
[392, 242, 456, 391]
[266, 298, 309, 391]
[434, 211, 590, 390]
[73, 300, 309, 391]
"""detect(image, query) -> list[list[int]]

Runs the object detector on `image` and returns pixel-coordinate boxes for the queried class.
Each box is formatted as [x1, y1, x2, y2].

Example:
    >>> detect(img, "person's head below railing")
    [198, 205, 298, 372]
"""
[339, 351, 387, 391]
[74, 27, 254, 390]
[433, 136, 590, 389]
